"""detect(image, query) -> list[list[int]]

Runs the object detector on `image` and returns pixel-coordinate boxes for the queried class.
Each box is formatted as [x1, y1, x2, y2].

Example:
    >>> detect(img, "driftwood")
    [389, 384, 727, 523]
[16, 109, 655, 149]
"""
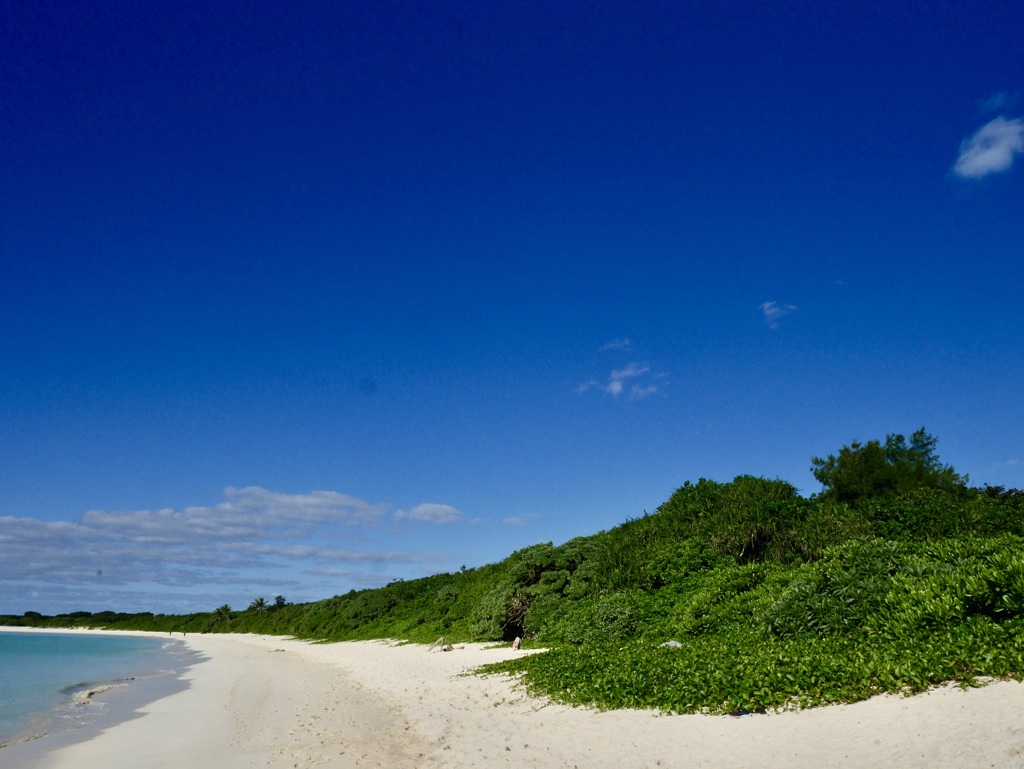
[427, 636, 465, 652]
[428, 636, 454, 652]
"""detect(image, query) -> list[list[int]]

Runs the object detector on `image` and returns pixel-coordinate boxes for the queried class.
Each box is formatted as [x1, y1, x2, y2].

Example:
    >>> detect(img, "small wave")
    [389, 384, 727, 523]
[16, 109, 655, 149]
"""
[59, 678, 134, 700]
[69, 682, 128, 706]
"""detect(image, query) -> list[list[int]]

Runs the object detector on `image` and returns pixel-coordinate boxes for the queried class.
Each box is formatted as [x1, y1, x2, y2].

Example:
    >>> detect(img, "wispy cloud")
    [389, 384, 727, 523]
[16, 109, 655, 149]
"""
[760, 300, 797, 329]
[953, 116, 1024, 179]
[502, 513, 539, 526]
[601, 337, 632, 350]
[992, 458, 1020, 471]
[577, 362, 661, 400]
[608, 363, 650, 395]
[79, 486, 388, 543]
[978, 92, 1017, 113]
[0, 487, 461, 614]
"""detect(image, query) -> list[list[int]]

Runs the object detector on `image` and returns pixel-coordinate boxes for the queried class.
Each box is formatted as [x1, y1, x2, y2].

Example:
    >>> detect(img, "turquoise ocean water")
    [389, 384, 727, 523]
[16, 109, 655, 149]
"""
[0, 631, 194, 749]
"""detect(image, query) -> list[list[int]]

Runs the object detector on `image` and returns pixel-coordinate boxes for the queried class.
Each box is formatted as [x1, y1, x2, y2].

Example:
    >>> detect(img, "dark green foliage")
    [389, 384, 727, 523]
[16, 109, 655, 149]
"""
[811, 428, 967, 504]
[655, 477, 871, 563]
[543, 590, 661, 644]
[981, 485, 1024, 500]
[213, 604, 232, 623]
[249, 597, 268, 614]
[862, 487, 1024, 540]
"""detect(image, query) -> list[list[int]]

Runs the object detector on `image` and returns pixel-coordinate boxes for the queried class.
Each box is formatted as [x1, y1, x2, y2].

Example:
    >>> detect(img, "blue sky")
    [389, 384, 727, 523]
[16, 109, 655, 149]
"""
[2, 1, 1022, 616]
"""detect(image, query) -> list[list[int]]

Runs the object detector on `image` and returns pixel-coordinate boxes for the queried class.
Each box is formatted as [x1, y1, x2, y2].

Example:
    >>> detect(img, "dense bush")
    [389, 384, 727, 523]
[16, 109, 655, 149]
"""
[655, 476, 873, 563]
[485, 535, 1024, 713]
[862, 487, 1024, 540]
[811, 428, 967, 504]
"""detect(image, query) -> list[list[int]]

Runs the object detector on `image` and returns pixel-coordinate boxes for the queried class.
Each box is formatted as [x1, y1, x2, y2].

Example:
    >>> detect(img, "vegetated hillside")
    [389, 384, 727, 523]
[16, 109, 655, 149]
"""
[8, 433, 1024, 713]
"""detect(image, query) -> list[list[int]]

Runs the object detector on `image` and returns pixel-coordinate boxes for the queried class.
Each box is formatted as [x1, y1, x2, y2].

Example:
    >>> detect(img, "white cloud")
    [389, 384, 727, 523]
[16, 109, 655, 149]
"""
[760, 300, 797, 329]
[953, 116, 1024, 179]
[0, 487, 461, 614]
[394, 503, 462, 524]
[78, 486, 388, 545]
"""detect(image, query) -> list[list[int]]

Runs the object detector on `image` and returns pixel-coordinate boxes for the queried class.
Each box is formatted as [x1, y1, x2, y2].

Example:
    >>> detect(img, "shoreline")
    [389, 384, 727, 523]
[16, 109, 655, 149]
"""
[3, 628, 1024, 768]
[0, 627, 199, 767]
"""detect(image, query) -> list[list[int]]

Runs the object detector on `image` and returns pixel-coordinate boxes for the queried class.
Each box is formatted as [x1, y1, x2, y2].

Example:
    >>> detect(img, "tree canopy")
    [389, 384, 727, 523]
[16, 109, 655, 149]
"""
[811, 427, 967, 504]
[249, 597, 268, 614]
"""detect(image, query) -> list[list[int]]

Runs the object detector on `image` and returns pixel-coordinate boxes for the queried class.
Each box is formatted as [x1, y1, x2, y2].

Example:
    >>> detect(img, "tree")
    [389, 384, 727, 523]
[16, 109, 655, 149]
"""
[811, 427, 967, 504]
[274, 595, 287, 609]
[249, 597, 268, 614]
[213, 604, 233, 623]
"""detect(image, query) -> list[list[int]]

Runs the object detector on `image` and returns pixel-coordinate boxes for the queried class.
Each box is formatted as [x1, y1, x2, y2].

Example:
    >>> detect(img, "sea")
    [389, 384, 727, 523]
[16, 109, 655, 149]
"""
[0, 630, 201, 761]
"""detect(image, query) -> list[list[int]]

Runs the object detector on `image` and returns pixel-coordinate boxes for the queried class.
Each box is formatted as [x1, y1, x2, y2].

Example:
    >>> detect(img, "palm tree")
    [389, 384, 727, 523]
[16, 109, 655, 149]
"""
[249, 597, 268, 615]
[213, 604, 232, 623]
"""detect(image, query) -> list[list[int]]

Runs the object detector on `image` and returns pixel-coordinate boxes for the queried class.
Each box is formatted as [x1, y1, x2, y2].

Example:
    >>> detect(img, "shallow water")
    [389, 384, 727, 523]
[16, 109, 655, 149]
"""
[0, 631, 195, 749]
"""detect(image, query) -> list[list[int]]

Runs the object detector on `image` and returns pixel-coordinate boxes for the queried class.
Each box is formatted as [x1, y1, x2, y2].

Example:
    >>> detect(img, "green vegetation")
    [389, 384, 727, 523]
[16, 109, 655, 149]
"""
[811, 427, 967, 504]
[6, 429, 1024, 714]
[249, 597, 268, 615]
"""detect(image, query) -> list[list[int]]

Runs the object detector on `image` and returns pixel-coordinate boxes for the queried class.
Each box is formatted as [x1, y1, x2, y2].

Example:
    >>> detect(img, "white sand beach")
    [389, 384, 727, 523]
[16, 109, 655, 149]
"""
[8, 628, 1024, 768]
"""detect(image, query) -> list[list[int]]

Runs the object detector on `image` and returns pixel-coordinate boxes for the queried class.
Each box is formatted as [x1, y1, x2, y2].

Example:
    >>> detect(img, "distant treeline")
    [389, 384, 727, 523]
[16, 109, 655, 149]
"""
[8, 430, 1024, 713]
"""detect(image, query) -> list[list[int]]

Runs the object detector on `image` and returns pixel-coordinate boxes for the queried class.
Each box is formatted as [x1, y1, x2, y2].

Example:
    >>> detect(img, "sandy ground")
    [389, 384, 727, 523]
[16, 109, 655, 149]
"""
[7, 628, 1024, 768]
